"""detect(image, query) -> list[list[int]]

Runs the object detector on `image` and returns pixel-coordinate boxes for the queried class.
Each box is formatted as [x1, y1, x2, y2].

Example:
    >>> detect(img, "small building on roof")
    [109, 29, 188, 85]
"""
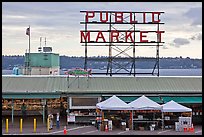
[23, 52, 60, 75]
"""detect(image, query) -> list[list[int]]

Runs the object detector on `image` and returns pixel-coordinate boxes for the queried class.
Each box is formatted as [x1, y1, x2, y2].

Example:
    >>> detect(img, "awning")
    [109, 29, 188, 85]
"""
[2, 93, 61, 99]
[161, 96, 202, 104]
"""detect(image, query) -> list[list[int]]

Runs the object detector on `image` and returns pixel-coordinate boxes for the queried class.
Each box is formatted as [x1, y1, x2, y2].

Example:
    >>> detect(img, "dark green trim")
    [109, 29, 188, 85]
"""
[161, 96, 202, 104]
[104, 96, 202, 104]
[148, 97, 163, 103]
[2, 92, 61, 99]
[2, 92, 202, 104]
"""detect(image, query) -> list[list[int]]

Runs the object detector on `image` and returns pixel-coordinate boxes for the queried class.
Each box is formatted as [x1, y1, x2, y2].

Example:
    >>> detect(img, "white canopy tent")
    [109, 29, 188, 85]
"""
[161, 100, 192, 112]
[96, 95, 132, 131]
[128, 95, 162, 110]
[128, 95, 162, 130]
[161, 100, 192, 130]
[96, 95, 132, 110]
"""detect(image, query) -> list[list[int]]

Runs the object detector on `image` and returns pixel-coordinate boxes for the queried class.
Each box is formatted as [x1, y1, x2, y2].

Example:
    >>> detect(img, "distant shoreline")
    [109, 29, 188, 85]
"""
[2, 56, 202, 70]
[2, 69, 202, 76]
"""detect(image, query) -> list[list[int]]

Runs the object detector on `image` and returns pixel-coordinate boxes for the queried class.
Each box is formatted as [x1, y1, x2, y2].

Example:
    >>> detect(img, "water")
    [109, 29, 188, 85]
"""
[90, 69, 202, 76]
[2, 69, 202, 76]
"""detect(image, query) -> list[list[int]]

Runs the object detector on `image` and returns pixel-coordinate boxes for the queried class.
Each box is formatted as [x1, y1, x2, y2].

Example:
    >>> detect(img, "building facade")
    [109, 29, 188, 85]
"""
[2, 76, 202, 125]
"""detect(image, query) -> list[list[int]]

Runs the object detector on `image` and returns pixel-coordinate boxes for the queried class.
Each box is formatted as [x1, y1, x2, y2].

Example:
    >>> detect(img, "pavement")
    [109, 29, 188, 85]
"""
[2, 116, 202, 135]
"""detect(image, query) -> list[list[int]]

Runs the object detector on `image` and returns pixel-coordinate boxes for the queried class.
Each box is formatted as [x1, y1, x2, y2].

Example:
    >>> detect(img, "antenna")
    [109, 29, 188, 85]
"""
[40, 37, 42, 48]
[38, 37, 42, 53]
[43, 37, 52, 53]
[45, 37, 46, 47]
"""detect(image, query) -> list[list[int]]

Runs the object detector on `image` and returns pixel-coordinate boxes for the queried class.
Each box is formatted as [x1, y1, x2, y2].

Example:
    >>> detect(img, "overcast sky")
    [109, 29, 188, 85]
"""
[2, 2, 202, 58]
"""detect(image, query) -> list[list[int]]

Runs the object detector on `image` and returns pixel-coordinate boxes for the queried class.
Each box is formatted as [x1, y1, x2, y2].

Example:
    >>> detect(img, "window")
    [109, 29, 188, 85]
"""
[72, 97, 98, 106]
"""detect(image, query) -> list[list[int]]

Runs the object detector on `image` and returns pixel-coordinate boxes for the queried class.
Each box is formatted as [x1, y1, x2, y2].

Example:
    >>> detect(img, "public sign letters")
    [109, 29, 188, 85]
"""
[80, 11, 165, 44]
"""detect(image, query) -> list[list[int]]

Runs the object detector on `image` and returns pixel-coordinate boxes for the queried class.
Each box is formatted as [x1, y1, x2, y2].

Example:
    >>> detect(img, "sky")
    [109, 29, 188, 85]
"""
[2, 2, 202, 59]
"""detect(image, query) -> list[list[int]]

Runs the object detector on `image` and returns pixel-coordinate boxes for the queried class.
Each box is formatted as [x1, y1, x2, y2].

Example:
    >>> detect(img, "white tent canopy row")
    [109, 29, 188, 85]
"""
[96, 95, 192, 112]
[96, 95, 192, 131]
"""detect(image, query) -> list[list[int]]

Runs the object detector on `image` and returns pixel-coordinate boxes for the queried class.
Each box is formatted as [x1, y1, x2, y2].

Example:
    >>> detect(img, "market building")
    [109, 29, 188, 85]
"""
[2, 75, 202, 129]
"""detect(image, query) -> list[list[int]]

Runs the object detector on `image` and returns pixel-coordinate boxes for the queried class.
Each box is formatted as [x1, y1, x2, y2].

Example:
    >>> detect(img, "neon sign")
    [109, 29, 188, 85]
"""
[65, 68, 92, 76]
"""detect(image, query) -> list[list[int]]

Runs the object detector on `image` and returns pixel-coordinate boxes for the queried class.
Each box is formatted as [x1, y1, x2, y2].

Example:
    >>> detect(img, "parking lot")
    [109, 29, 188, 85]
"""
[2, 123, 202, 135]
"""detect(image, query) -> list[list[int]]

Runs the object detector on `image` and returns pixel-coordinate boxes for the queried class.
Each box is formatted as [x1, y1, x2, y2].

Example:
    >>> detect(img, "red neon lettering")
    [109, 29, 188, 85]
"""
[85, 11, 95, 22]
[125, 31, 134, 42]
[140, 31, 148, 42]
[80, 31, 90, 42]
[115, 12, 123, 23]
[96, 31, 106, 42]
[111, 31, 119, 42]
[143, 12, 146, 23]
[100, 11, 108, 23]
[152, 12, 161, 23]
[130, 12, 137, 23]
[156, 31, 165, 42]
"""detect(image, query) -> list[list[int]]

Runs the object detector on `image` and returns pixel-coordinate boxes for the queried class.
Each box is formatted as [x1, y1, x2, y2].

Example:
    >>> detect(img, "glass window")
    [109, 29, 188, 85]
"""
[72, 97, 98, 106]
